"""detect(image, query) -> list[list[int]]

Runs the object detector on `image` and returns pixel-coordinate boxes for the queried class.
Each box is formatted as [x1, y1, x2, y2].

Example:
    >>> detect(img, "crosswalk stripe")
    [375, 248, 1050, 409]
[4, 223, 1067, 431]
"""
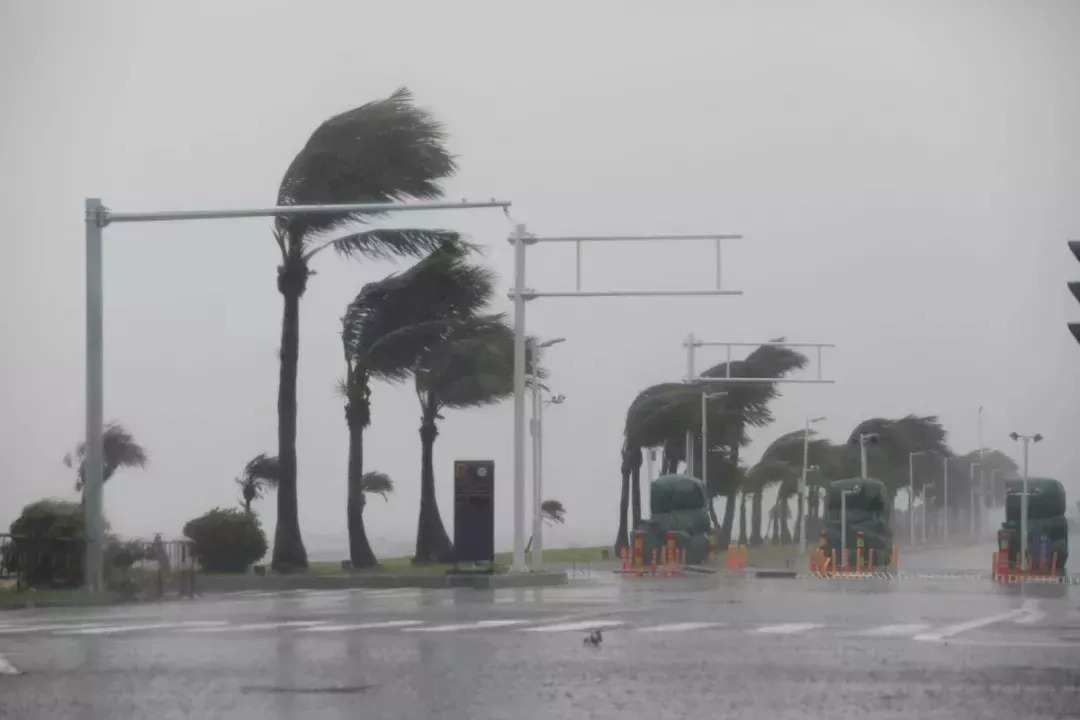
[301, 620, 424, 632]
[183, 621, 327, 633]
[404, 620, 526, 633]
[522, 620, 626, 633]
[637, 622, 725, 633]
[0, 653, 19, 676]
[0, 623, 109, 635]
[914, 609, 1027, 642]
[58, 621, 228, 635]
[857, 624, 930, 637]
[754, 623, 824, 635]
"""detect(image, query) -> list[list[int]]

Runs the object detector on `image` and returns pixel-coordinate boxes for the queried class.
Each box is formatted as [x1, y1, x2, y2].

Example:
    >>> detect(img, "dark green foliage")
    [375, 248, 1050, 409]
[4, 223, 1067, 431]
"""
[183, 508, 268, 574]
[270, 87, 459, 572]
[236, 453, 279, 514]
[63, 421, 148, 491]
[8, 500, 87, 588]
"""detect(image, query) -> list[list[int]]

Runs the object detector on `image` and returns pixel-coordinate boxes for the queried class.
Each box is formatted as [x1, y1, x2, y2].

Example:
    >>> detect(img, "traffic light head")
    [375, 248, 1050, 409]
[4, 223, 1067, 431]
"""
[1071, 241, 1080, 346]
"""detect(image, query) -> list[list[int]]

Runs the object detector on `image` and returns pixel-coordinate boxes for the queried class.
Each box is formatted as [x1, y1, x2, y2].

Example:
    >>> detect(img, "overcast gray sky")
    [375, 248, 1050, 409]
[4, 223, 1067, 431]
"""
[2, 0, 1078, 558]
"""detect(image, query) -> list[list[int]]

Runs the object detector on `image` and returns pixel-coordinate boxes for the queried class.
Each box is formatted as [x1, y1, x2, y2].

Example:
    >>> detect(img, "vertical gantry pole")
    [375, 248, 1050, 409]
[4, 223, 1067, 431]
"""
[684, 333, 696, 475]
[943, 457, 949, 542]
[799, 419, 810, 553]
[511, 224, 529, 572]
[700, 391, 707, 483]
[84, 198, 106, 595]
[1020, 441, 1030, 571]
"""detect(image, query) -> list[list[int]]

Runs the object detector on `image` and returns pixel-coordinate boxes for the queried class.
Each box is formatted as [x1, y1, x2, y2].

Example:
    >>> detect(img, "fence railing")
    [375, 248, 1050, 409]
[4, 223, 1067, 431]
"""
[0, 534, 197, 598]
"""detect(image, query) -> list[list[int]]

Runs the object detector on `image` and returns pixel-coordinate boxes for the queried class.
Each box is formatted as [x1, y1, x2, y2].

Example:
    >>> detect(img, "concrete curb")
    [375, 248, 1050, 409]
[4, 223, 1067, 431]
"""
[195, 570, 569, 593]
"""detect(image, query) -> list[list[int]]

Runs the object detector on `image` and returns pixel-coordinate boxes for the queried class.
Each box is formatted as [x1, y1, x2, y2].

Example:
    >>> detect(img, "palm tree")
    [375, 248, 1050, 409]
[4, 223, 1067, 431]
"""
[699, 340, 808, 550]
[412, 315, 527, 562]
[64, 421, 148, 493]
[749, 430, 836, 544]
[345, 471, 395, 567]
[526, 499, 566, 552]
[340, 244, 494, 567]
[270, 87, 459, 572]
[617, 383, 734, 550]
[235, 453, 279, 515]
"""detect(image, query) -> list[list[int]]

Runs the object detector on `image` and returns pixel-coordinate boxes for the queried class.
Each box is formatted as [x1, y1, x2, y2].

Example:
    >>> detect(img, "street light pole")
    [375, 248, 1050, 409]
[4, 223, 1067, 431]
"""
[908, 451, 925, 547]
[529, 338, 565, 571]
[799, 416, 826, 553]
[1009, 431, 1043, 571]
[969, 462, 981, 539]
[943, 456, 949, 543]
[700, 391, 727, 485]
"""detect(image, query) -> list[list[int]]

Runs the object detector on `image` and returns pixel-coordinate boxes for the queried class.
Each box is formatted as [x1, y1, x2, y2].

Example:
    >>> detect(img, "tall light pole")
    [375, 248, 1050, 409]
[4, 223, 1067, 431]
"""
[969, 461, 982, 538]
[909, 451, 926, 547]
[799, 415, 826, 553]
[700, 391, 728, 485]
[530, 337, 565, 571]
[1009, 431, 1043, 571]
[943, 455, 950, 542]
[858, 433, 879, 478]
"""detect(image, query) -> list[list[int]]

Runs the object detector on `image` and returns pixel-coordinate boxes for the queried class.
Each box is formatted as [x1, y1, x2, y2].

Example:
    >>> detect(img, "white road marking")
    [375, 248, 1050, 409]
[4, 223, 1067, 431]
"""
[0, 623, 108, 635]
[522, 620, 626, 633]
[301, 620, 424, 632]
[0, 653, 19, 676]
[1013, 599, 1045, 625]
[57, 621, 228, 636]
[914, 609, 1028, 642]
[754, 623, 824, 635]
[637, 622, 725, 633]
[857, 624, 930, 637]
[403, 620, 527, 633]
[183, 621, 327, 633]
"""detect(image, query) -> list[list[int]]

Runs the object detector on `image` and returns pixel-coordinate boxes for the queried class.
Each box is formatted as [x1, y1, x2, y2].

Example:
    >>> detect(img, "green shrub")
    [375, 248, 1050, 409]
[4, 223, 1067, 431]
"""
[183, 508, 267, 574]
[8, 499, 88, 588]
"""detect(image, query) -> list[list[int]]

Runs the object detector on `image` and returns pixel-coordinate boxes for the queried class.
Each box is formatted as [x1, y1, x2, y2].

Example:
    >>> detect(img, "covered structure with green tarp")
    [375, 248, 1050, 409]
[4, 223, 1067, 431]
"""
[1000, 477, 1068, 571]
[821, 478, 893, 567]
[632, 474, 712, 565]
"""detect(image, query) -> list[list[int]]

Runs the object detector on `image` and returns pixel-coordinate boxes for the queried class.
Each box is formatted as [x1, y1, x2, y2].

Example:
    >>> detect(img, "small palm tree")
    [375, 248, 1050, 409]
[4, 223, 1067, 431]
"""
[64, 421, 148, 493]
[346, 471, 395, 567]
[411, 315, 533, 563]
[235, 453, 279, 515]
[340, 244, 493, 567]
[270, 87, 459, 572]
[525, 499, 566, 552]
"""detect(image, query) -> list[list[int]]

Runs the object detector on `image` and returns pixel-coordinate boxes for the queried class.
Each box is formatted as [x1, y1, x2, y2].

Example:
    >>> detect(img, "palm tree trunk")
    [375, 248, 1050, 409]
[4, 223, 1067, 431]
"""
[346, 398, 377, 568]
[630, 446, 643, 525]
[615, 444, 631, 551]
[780, 500, 793, 544]
[717, 443, 740, 550]
[414, 410, 453, 563]
[708, 498, 721, 529]
[719, 493, 737, 550]
[750, 487, 764, 546]
[271, 281, 308, 572]
[737, 492, 749, 545]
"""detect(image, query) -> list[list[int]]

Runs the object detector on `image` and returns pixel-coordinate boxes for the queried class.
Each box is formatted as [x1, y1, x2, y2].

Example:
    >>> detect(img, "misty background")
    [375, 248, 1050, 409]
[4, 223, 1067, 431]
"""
[1, 0, 1078, 560]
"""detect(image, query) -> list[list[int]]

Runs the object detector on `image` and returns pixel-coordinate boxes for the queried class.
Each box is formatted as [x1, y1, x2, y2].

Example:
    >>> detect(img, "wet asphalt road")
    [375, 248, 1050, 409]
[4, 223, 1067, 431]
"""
[2, 542, 1079, 719]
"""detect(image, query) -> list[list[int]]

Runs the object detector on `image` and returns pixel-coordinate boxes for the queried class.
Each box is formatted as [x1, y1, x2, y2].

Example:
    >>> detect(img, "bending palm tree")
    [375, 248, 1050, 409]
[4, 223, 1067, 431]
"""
[235, 453, 279, 515]
[340, 244, 494, 567]
[345, 471, 395, 567]
[526, 499, 566, 552]
[271, 87, 458, 571]
[412, 315, 529, 562]
[64, 422, 148, 493]
[698, 340, 808, 550]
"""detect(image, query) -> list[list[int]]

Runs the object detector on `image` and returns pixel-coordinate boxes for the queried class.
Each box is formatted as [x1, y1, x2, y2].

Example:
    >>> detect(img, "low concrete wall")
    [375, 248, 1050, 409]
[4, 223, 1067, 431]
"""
[195, 570, 568, 593]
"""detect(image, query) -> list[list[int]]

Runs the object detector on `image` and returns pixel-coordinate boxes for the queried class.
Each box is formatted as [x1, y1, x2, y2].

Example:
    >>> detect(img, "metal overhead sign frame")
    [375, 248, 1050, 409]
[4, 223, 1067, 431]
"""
[83, 197, 511, 594]
[507, 225, 743, 571]
[681, 336, 836, 550]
